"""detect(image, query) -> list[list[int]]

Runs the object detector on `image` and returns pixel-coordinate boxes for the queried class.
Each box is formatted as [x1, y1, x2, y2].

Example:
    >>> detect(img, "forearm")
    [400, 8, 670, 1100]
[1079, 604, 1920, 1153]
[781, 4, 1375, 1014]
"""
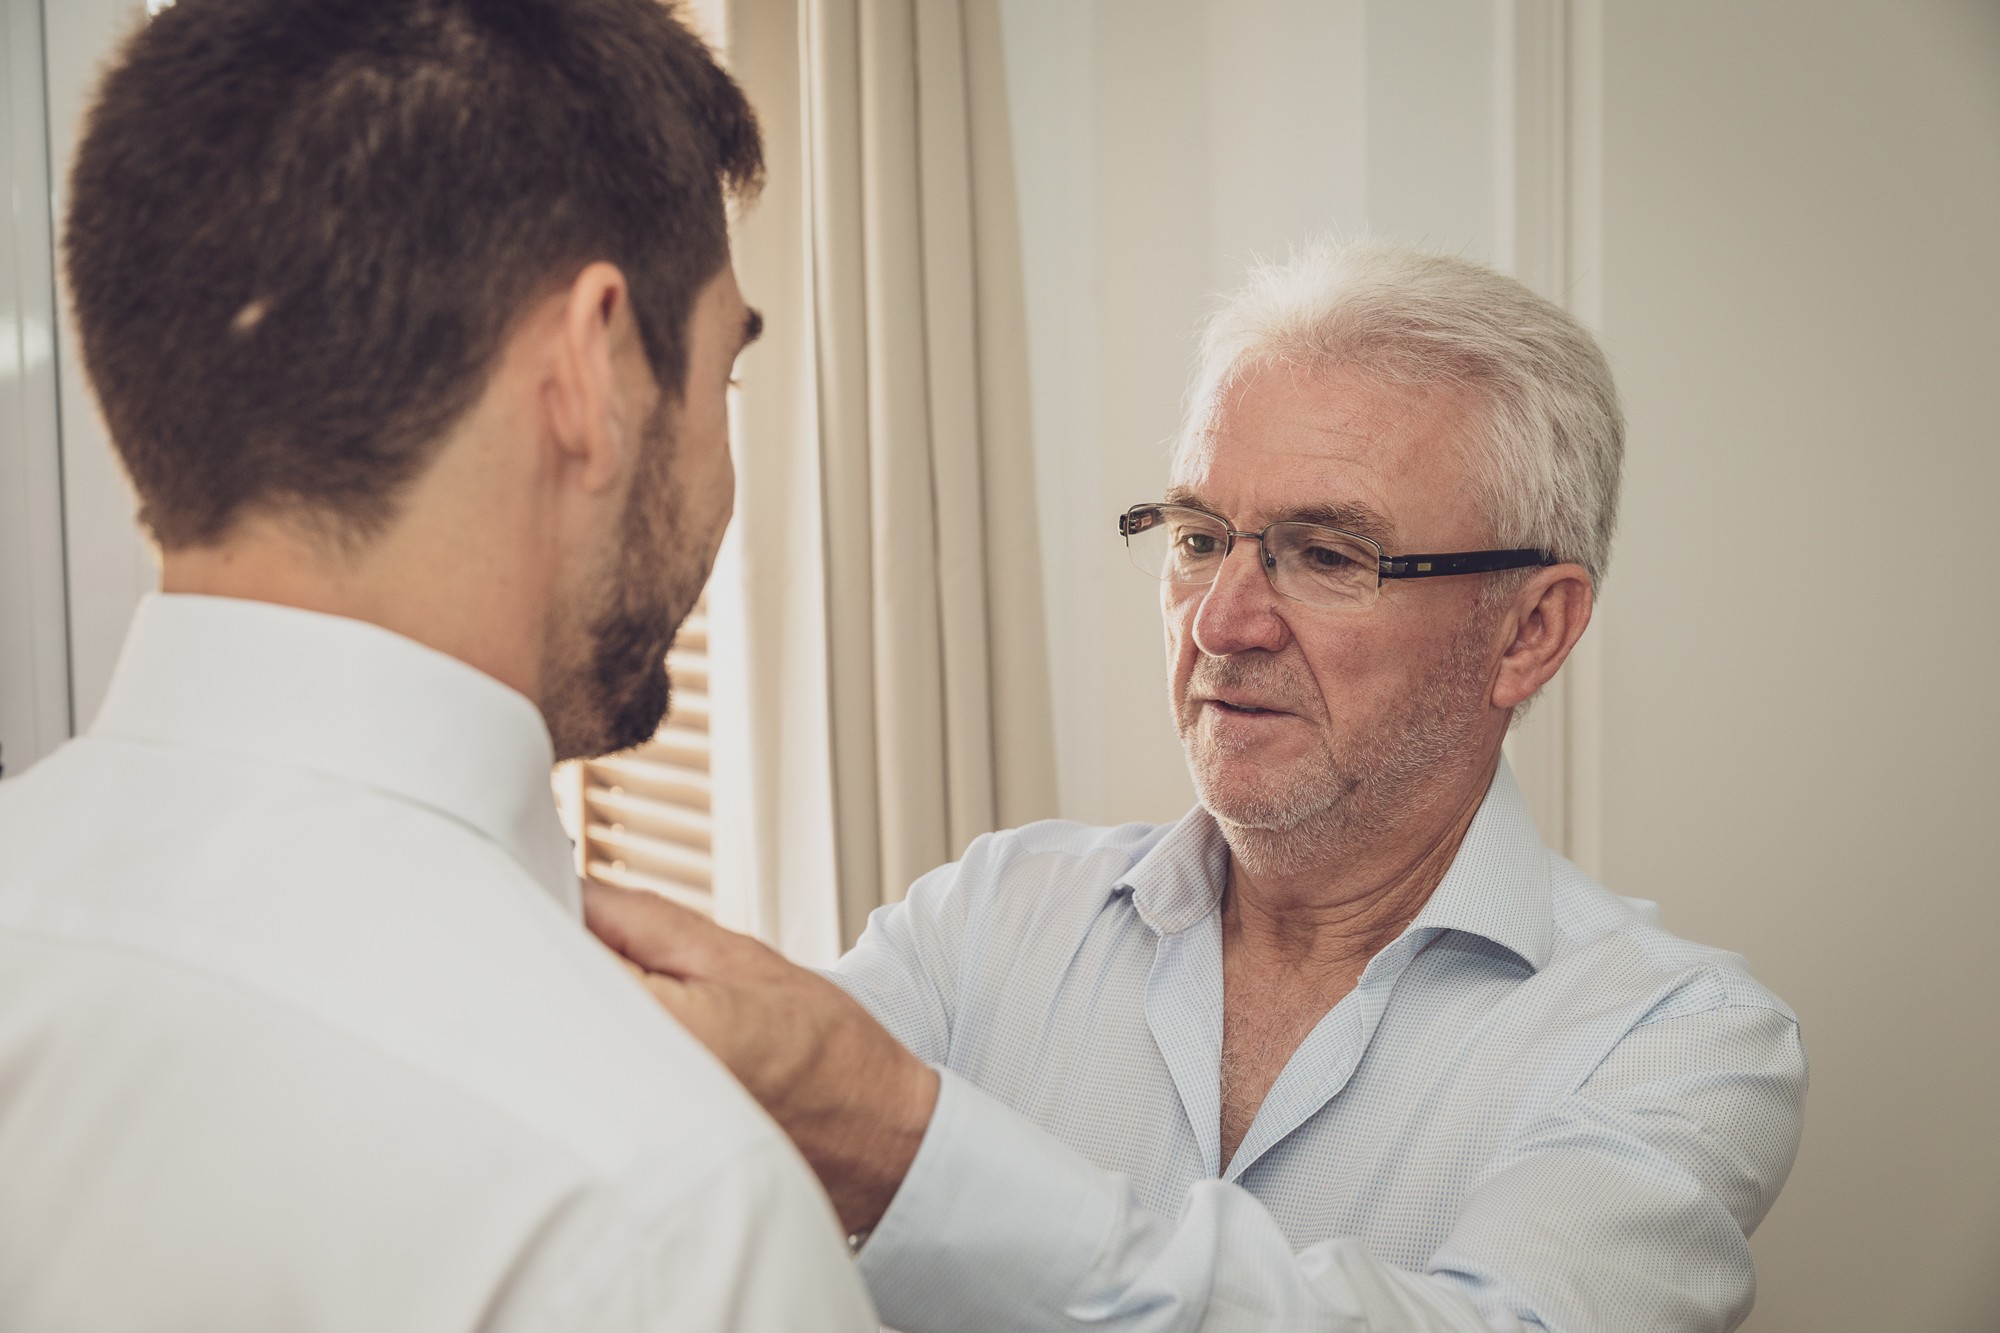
[801, 1055, 938, 1234]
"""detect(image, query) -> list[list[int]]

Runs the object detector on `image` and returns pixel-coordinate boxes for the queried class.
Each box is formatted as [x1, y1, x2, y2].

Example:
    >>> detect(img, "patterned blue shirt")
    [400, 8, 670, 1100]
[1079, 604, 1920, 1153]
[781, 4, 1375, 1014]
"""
[830, 761, 1806, 1332]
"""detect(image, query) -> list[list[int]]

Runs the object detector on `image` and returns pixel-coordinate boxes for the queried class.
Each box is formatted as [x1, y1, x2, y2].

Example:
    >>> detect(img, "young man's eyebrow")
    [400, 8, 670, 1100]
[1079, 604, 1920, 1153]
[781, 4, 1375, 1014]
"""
[740, 307, 765, 350]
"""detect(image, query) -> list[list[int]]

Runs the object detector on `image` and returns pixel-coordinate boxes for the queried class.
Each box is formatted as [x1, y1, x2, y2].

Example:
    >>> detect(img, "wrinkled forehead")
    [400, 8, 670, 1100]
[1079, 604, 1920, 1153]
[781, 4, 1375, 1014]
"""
[1169, 361, 1487, 541]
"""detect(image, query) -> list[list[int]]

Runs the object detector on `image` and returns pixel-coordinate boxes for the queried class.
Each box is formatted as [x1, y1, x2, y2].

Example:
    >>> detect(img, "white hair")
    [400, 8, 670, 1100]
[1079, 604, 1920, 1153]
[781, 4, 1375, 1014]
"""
[1179, 239, 1624, 586]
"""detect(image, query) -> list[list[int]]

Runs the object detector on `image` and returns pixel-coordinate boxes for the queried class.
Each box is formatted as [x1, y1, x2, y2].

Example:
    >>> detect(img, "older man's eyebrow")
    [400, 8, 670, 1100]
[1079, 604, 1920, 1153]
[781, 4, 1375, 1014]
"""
[1160, 486, 1397, 546]
[740, 307, 764, 351]
[1282, 500, 1396, 545]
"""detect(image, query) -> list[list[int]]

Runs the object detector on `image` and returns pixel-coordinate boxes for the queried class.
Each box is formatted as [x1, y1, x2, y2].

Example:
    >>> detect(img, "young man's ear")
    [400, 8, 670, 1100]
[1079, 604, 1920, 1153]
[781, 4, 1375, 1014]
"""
[543, 262, 636, 492]
[1492, 566, 1594, 710]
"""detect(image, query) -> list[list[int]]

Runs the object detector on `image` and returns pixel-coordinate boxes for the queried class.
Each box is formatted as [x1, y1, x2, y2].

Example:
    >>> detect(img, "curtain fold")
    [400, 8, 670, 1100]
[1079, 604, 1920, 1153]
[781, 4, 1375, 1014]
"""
[720, 0, 1056, 956]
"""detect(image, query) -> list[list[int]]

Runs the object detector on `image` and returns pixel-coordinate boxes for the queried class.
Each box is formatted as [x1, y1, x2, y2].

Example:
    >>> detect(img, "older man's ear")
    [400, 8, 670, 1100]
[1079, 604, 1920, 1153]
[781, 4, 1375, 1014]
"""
[1491, 566, 1594, 711]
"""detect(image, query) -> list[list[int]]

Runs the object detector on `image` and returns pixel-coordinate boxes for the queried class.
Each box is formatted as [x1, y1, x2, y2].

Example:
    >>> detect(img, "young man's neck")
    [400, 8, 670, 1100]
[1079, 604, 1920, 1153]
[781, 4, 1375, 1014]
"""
[161, 513, 548, 706]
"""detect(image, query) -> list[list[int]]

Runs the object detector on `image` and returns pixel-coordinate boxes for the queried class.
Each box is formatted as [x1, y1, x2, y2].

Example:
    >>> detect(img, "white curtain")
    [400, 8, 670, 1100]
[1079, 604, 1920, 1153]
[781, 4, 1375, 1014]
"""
[712, 0, 1057, 960]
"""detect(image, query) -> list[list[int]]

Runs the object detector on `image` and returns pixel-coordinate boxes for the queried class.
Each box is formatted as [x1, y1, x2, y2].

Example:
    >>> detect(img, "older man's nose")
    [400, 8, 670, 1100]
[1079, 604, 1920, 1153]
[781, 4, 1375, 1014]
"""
[1191, 542, 1288, 656]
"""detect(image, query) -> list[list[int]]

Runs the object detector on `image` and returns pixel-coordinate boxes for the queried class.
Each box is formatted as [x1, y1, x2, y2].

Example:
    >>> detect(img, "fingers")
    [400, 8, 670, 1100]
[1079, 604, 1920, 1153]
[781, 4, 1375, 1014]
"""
[639, 971, 731, 1056]
[582, 880, 728, 978]
[638, 970, 695, 1014]
[597, 929, 710, 1027]
[608, 949, 651, 984]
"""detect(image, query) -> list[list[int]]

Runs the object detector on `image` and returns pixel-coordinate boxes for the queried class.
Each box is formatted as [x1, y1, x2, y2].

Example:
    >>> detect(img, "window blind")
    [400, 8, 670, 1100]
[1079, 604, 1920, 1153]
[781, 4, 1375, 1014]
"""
[557, 596, 714, 916]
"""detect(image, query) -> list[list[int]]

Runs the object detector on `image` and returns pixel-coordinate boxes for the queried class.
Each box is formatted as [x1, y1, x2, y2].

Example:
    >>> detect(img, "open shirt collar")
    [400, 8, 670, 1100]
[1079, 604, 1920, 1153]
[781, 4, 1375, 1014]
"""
[1117, 758, 1553, 972]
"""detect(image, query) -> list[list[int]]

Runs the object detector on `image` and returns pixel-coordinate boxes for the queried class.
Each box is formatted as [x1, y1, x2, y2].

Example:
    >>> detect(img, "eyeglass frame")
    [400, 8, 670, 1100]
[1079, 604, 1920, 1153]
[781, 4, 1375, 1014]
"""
[1117, 501, 1559, 608]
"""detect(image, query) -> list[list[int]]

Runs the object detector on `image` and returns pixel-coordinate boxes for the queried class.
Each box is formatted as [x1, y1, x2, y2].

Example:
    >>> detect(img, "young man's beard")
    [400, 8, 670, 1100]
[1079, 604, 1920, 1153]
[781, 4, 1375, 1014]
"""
[542, 406, 710, 763]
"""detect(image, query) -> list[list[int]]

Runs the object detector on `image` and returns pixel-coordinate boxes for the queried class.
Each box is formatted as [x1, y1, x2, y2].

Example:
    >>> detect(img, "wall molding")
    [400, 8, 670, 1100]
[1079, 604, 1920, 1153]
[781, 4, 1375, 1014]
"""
[44, 0, 159, 735]
[1495, 0, 1605, 875]
[0, 0, 73, 778]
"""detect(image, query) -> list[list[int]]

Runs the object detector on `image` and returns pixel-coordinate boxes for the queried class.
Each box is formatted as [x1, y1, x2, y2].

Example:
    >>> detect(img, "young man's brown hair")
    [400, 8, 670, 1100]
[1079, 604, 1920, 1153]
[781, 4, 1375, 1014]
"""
[64, 0, 761, 549]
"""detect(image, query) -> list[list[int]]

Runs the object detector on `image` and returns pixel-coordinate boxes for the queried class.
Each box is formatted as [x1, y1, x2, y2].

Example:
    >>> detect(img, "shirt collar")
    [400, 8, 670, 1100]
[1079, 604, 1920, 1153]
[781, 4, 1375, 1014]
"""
[89, 594, 581, 915]
[1401, 759, 1552, 971]
[1117, 757, 1552, 971]
[1120, 805, 1232, 936]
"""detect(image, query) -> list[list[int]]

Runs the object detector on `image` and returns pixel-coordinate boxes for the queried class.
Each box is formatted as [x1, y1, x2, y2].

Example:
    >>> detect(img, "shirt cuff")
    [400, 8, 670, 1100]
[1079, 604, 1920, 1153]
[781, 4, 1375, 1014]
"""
[857, 1066, 1121, 1332]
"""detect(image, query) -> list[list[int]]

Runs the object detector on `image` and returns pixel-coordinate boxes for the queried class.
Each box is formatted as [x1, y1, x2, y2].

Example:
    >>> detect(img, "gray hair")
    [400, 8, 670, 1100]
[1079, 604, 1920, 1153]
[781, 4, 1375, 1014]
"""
[1178, 239, 1624, 586]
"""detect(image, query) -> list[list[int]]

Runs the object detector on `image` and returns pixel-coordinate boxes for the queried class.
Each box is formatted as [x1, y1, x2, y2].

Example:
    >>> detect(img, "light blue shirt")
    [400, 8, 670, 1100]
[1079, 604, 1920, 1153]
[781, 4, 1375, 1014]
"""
[831, 761, 1806, 1332]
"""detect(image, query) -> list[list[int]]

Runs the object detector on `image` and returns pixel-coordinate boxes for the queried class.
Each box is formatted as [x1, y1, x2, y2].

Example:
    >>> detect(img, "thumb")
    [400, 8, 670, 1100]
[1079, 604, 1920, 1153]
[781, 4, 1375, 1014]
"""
[582, 880, 722, 979]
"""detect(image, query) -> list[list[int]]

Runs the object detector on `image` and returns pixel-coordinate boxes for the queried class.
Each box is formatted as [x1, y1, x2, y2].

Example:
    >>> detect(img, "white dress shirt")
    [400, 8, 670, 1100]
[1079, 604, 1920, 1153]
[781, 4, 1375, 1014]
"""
[0, 594, 877, 1332]
[833, 761, 1806, 1332]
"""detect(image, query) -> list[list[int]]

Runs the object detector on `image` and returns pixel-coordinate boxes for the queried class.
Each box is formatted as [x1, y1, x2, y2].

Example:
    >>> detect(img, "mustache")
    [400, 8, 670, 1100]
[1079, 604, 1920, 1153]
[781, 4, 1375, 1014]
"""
[1187, 656, 1316, 713]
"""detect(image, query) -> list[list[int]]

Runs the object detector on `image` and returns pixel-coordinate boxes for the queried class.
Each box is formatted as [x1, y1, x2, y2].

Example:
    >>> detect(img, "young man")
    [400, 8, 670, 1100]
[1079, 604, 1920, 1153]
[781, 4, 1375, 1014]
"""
[0, 1, 873, 1328]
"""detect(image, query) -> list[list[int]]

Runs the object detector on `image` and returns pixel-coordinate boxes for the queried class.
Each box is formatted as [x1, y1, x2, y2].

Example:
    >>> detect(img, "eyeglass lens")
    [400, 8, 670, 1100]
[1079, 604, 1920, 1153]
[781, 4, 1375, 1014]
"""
[1126, 507, 1381, 608]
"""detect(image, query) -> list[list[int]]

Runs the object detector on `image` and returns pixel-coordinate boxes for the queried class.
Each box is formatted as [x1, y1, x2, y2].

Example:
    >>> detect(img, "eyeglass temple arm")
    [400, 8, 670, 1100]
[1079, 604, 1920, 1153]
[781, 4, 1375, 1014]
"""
[1123, 509, 1557, 578]
[1379, 550, 1558, 579]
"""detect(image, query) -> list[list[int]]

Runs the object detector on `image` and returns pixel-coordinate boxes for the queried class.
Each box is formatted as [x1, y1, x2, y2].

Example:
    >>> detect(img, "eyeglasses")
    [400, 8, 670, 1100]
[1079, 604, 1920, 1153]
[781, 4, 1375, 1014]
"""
[1118, 502, 1557, 610]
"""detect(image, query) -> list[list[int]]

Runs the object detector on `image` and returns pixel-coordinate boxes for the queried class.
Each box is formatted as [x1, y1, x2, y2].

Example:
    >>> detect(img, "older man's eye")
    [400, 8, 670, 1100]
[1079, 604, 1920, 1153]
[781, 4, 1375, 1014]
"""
[1300, 542, 1359, 570]
[1176, 531, 1223, 558]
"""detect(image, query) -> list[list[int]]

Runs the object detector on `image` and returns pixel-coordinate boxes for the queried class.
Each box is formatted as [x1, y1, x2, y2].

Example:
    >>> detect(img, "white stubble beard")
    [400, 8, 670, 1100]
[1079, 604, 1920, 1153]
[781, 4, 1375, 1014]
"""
[1177, 613, 1499, 881]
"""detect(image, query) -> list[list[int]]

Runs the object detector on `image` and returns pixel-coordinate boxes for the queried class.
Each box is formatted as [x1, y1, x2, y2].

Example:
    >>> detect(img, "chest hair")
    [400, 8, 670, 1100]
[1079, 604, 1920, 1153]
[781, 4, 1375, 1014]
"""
[1218, 965, 1363, 1169]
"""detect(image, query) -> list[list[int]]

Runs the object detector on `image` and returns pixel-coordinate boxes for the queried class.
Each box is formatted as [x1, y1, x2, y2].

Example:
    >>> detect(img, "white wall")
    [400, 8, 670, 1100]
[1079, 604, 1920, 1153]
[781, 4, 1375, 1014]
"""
[1002, 0, 2000, 1328]
[1595, 3, 2000, 1329]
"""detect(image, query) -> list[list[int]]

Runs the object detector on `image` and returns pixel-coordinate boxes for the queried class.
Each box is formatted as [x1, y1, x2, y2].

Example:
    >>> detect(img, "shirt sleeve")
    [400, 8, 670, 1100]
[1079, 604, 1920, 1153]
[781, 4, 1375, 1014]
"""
[1430, 1004, 1808, 1331]
[858, 1068, 1504, 1333]
[824, 851, 975, 1065]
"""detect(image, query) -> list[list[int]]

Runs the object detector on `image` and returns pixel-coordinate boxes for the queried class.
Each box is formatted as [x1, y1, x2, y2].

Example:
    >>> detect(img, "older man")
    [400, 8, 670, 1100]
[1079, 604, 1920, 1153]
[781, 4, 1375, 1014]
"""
[590, 241, 1807, 1332]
